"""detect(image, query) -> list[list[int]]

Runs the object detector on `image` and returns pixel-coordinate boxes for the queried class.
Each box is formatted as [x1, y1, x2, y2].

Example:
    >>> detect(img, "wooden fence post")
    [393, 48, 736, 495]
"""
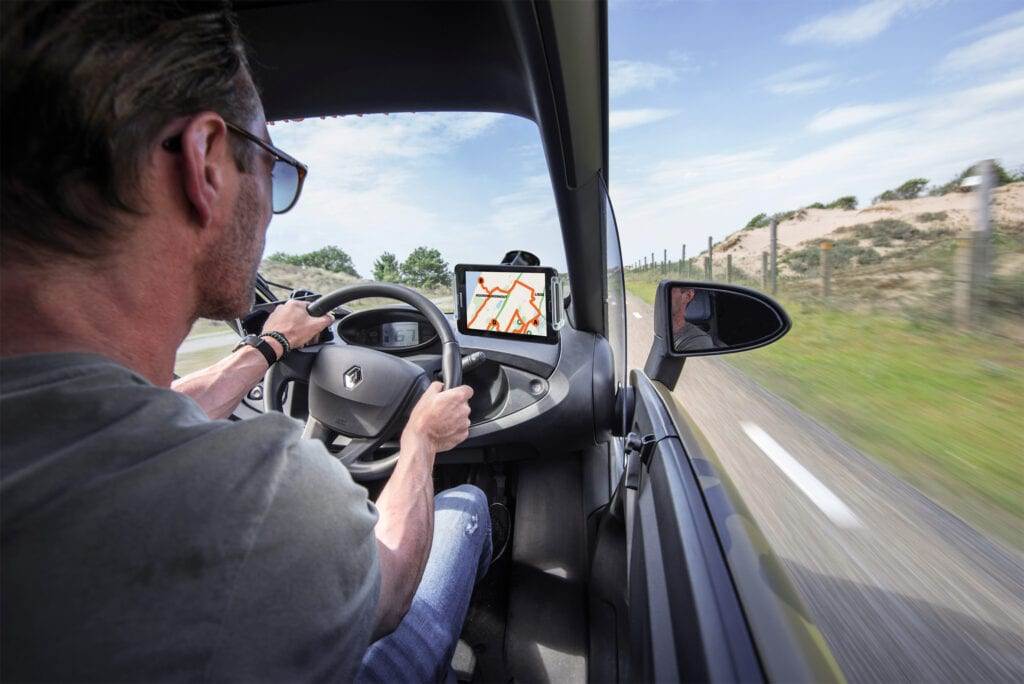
[954, 236, 974, 329]
[769, 218, 778, 295]
[663, 249, 667, 274]
[761, 251, 769, 290]
[820, 241, 832, 303]
[726, 254, 733, 283]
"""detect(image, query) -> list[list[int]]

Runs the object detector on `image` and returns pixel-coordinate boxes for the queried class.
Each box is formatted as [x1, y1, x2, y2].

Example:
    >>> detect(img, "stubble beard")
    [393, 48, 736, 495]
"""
[195, 177, 266, 321]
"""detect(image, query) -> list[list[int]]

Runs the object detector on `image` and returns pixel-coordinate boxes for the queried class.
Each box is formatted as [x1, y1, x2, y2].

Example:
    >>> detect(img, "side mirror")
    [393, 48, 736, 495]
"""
[644, 281, 791, 390]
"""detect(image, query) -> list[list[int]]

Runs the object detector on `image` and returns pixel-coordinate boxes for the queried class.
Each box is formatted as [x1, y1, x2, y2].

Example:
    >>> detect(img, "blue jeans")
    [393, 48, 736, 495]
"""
[356, 485, 492, 683]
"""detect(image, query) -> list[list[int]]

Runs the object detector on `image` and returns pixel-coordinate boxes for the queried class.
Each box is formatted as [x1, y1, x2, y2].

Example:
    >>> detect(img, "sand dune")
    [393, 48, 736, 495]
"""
[706, 182, 1024, 276]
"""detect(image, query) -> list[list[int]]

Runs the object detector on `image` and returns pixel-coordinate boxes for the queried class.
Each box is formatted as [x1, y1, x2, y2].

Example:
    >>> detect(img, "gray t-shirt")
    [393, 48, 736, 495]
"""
[673, 323, 715, 352]
[0, 353, 380, 682]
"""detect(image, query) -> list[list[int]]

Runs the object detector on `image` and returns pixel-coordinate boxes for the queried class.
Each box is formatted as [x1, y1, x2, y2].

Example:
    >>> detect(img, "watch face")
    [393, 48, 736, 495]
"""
[234, 334, 261, 352]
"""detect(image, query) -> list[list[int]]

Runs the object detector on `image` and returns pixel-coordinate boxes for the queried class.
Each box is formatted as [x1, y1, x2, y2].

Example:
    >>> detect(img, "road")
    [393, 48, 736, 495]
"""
[177, 331, 238, 354]
[624, 292, 1024, 682]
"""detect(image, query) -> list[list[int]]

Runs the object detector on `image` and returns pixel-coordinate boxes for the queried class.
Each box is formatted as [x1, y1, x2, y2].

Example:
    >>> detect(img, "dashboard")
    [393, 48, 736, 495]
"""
[336, 309, 437, 350]
[235, 301, 615, 461]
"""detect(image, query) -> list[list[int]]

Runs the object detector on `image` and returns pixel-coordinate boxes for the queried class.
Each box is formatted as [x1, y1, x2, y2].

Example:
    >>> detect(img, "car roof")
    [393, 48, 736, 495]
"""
[237, 0, 610, 335]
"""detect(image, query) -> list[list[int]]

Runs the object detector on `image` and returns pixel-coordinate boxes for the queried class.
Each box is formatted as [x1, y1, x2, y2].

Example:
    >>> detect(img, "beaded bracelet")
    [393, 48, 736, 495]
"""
[259, 330, 292, 355]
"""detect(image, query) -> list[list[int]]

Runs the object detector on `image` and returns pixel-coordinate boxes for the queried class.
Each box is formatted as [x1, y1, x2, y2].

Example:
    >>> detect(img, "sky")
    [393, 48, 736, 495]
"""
[265, 0, 1024, 277]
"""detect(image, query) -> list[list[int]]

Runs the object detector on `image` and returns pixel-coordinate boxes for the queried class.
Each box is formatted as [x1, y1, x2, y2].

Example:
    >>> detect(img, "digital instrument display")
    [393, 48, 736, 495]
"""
[381, 321, 420, 348]
[455, 264, 557, 342]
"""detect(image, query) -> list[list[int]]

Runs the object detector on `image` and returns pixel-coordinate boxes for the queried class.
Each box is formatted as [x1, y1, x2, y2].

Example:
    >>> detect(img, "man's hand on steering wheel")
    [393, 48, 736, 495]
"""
[262, 300, 335, 355]
[401, 382, 474, 456]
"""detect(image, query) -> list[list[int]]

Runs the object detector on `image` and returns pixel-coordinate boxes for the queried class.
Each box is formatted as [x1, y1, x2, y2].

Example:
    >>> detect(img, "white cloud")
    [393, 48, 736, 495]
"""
[938, 18, 1024, 74]
[808, 102, 915, 132]
[610, 108, 678, 131]
[785, 0, 932, 46]
[609, 60, 678, 97]
[262, 112, 568, 276]
[611, 70, 1024, 263]
[764, 62, 836, 95]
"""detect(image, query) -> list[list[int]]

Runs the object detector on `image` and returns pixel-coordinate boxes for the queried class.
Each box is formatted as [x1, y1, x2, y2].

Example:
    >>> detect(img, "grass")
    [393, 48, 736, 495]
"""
[729, 304, 1023, 549]
[624, 270, 1024, 549]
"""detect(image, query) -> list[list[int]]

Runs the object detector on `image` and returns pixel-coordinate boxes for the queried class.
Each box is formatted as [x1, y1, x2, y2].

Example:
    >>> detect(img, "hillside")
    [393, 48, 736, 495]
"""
[706, 182, 1024, 276]
[259, 260, 361, 297]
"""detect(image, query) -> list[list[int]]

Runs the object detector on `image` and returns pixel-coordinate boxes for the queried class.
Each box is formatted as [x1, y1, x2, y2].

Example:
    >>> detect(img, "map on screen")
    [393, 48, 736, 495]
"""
[464, 270, 547, 336]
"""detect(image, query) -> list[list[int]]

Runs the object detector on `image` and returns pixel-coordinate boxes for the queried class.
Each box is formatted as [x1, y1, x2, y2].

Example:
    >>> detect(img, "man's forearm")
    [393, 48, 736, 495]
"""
[172, 343, 280, 419]
[371, 441, 435, 638]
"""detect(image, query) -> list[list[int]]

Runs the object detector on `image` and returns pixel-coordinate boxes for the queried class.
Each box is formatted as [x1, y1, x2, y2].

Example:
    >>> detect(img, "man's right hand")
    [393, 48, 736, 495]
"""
[401, 382, 474, 456]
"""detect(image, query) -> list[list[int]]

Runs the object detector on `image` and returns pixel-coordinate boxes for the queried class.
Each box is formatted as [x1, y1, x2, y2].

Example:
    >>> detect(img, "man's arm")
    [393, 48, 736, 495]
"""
[371, 381, 473, 639]
[173, 301, 333, 419]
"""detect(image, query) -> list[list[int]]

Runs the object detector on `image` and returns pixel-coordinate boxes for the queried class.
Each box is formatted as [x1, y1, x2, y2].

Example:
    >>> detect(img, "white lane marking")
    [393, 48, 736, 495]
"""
[741, 422, 863, 529]
[632, 311, 643, 319]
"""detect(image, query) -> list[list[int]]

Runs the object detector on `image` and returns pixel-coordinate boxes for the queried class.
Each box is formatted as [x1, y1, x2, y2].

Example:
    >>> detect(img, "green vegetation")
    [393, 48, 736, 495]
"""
[873, 177, 929, 204]
[268, 245, 360, 277]
[729, 304, 1024, 549]
[400, 246, 451, 288]
[745, 212, 768, 229]
[744, 196, 857, 232]
[372, 252, 402, 283]
[928, 160, 1024, 196]
[916, 211, 947, 223]
[623, 268, 1024, 548]
[782, 238, 881, 273]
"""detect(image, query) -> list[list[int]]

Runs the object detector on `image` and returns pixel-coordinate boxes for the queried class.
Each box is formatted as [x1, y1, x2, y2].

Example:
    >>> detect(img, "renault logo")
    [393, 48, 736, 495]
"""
[344, 366, 362, 389]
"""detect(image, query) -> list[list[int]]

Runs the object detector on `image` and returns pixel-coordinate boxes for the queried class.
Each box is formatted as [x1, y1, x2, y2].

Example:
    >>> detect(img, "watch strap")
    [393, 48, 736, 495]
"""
[233, 334, 279, 367]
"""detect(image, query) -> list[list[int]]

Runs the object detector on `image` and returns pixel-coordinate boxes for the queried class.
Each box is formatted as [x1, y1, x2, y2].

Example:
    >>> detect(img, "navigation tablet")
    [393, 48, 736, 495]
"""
[455, 264, 558, 342]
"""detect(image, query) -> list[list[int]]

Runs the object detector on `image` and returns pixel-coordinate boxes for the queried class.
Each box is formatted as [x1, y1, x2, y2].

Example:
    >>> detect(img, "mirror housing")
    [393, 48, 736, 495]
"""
[644, 281, 791, 390]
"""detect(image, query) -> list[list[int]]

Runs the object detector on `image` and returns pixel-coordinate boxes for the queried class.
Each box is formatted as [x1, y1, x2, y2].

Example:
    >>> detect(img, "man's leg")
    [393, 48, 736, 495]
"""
[357, 484, 492, 683]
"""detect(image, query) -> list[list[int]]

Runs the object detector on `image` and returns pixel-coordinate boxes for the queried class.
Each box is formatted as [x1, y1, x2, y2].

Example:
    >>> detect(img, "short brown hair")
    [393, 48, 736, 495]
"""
[1, 1, 259, 262]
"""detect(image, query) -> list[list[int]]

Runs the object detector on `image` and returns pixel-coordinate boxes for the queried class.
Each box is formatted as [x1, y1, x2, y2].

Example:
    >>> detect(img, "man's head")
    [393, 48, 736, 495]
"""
[1, 0, 272, 319]
[671, 287, 697, 331]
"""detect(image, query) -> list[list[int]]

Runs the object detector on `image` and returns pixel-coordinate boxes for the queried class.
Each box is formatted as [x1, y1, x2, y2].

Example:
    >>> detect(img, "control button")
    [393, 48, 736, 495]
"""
[528, 379, 546, 396]
[248, 384, 264, 402]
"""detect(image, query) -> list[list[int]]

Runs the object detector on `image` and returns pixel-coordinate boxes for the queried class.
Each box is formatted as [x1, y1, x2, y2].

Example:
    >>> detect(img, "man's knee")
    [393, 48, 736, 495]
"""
[435, 484, 488, 519]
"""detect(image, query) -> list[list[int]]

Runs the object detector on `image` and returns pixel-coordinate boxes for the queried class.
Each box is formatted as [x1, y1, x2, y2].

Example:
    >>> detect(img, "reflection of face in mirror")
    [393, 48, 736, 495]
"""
[670, 287, 717, 352]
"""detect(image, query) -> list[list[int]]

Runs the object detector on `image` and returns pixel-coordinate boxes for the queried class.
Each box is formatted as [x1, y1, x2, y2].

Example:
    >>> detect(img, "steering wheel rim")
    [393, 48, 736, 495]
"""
[263, 283, 461, 481]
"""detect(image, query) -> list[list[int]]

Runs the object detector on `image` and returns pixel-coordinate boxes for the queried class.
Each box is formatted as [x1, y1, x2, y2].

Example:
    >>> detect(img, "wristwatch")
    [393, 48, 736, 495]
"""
[233, 334, 279, 367]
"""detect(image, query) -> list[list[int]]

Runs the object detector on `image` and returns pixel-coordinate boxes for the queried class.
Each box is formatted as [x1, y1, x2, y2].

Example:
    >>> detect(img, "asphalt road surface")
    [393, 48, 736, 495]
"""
[624, 293, 1024, 683]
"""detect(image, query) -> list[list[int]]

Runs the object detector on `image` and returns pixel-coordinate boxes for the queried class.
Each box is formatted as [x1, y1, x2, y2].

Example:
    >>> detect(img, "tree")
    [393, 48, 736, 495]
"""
[266, 245, 359, 277]
[373, 252, 402, 282]
[401, 247, 450, 288]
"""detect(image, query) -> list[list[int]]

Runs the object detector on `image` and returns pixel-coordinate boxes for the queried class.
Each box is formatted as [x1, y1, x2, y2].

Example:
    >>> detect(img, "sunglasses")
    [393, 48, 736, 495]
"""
[162, 119, 308, 214]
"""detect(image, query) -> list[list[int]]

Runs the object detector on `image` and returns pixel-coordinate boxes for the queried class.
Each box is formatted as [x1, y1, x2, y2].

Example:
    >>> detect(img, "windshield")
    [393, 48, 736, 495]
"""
[261, 114, 565, 308]
[175, 113, 566, 375]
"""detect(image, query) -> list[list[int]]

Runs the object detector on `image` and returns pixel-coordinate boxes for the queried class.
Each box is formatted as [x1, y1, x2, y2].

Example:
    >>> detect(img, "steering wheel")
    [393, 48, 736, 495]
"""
[262, 283, 462, 481]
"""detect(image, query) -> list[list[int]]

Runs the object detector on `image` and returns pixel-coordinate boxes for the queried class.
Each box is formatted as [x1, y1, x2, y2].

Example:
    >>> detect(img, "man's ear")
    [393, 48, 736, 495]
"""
[179, 113, 234, 229]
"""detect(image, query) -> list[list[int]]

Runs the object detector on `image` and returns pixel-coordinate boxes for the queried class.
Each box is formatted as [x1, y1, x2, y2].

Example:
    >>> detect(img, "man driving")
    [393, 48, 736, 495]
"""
[0, 2, 489, 681]
[671, 287, 716, 352]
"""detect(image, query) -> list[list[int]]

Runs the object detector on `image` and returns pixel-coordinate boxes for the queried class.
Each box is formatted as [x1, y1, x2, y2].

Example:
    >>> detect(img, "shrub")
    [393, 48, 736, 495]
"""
[825, 195, 858, 210]
[928, 160, 1021, 196]
[267, 245, 360, 277]
[873, 178, 928, 204]
[840, 219, 922, 245]
[782, 238, 882, 273]
[806, 202, 826, 209]
[744, 212, 769, 230]
[916, 211, 947, 223]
